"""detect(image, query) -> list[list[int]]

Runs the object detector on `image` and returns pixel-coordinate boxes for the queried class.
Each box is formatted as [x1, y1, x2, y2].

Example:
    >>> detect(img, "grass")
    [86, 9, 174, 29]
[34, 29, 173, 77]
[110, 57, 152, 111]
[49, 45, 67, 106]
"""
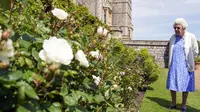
[140, 68, 200, 112]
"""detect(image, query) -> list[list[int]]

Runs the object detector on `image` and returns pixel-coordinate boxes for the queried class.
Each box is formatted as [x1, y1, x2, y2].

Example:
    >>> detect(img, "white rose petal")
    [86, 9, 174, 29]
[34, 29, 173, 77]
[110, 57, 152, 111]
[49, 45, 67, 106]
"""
[89, 50, 102, 59]
[75, 50, 89, 67]
[97, 27, 103, 34]
[51, 8, 68, 20]
[39, 36, 73, 65]
[92, 75, 101, 85]
[127, 68, 131, 71]
[103, 29, 108, 35]
[0, 39, 14, 64]
[97, 26, 108, 36]
[128, 87, 132, 91]
[39, 50, 52, 63]
[120, 72, 125, 76]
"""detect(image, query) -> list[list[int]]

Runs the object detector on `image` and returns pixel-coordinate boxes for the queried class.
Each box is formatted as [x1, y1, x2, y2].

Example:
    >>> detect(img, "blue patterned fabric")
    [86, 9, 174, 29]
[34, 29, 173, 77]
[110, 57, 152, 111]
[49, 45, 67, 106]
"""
[166, 35, 195, 92]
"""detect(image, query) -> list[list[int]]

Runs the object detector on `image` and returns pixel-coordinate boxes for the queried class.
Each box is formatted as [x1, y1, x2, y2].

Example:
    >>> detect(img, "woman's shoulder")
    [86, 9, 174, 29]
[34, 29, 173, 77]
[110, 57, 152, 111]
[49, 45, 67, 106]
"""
[170, 34, 176, 40]
[185, 31, 195, 38]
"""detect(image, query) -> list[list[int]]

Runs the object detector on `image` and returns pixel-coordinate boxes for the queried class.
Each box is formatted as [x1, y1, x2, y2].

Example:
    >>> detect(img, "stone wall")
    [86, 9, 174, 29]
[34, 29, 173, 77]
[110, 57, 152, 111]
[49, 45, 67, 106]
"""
[123, 40, 169, 68]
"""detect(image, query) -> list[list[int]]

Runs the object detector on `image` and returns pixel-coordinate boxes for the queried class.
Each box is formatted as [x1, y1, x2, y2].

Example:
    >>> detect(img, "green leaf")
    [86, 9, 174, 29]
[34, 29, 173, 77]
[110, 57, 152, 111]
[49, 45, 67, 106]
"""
[72, 106, 89, 112]
[23, 70, 34, 82]
[43, 102, 61, 112]
[52, 102, 61, 107]
[20, 51, 31, 57]
[19, 101, 40, 112]
[63, 96, 77, 106]
[64, 70, 78, 77]
[18, 57, 25, 67]
[17, 105, 31, 112]
[19, 15, 25, 21]
[22, 34, 36, 41]
[106, 107, 116, 112]
[11, 33, 20, 41]
[48, 103, 62, 112]
[8, 71, 23, 81]
[25, 58, 34, 68]
[17, 81, 39, 100]
[60, 83, 68, 96]
[83, 77, 91, 89]
[19, 39, 32, 49]
[76, 91, 92, 103]
[23, 70, 46, 83]
[18, 86, 25, 104]
[93, 94, 105, 104]
[32, 48, 40, 61]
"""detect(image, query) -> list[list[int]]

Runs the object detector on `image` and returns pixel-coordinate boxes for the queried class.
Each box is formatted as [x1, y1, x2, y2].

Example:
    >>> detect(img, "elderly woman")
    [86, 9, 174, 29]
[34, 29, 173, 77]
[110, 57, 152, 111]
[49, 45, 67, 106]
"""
[166, 18, 198, 112]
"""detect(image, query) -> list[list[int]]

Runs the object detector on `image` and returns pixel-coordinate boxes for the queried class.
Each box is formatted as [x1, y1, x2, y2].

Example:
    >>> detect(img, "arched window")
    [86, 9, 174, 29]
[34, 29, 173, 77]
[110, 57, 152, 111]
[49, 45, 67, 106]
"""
[104, 9, 107, 24]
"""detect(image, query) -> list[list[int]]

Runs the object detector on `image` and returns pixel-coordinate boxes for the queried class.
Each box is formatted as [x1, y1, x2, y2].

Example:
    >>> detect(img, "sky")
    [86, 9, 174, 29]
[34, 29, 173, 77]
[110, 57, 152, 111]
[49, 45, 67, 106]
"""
[132, 0, 200, 40]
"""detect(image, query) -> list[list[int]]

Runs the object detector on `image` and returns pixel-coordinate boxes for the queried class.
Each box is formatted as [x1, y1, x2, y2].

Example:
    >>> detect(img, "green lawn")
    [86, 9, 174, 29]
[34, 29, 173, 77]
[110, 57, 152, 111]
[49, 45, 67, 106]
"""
[140, 68, 200, 112]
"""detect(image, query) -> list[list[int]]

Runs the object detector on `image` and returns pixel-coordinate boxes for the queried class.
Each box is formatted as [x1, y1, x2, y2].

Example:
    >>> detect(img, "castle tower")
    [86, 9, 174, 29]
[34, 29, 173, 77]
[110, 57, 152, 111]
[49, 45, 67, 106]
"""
[74, 0, 104, 21]
[110, 0, 133, 40]
[74, 0, 133, 40]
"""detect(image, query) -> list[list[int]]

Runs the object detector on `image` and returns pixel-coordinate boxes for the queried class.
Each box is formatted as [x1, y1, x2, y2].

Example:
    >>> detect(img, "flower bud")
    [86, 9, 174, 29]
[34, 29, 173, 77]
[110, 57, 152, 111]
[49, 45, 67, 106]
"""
[48, 64, 60, 72]
[113, 84, 118, 89]
[0, 40, 6, 45]
[43, 68, 50, 74]
[14, 42, 20, 48]
[0, 62, 9, 69]
[54, 69, 61, 75]
[2, 29, 12, 39]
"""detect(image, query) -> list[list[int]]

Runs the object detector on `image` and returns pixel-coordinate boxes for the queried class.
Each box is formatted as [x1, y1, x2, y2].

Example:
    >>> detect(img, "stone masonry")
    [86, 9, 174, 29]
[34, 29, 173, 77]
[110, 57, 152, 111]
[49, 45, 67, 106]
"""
[74, 0, 133, 40]
[123, 40, 169, 68]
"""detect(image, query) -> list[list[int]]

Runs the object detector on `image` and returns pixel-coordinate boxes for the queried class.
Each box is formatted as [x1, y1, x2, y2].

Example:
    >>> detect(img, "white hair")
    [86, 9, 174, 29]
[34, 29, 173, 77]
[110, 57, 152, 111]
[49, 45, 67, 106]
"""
[173, 18, 188, 29]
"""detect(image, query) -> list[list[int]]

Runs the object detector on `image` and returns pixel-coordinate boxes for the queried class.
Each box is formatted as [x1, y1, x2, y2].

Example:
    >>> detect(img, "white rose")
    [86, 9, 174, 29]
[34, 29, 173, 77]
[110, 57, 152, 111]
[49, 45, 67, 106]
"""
[51, 8, 68, 20]
[0, 39, 14, 64]
[127, 68, 131, 71]
[113, 84, 118, 89]
[89, 50, 103, 59]
[39, 36, 73, 65]
[128, 87, 132, 91]
[75, 50, 89, 67]
[120, 72, 125, 76]
[97, 26, 108, 36]
[92, 75, 101, 85]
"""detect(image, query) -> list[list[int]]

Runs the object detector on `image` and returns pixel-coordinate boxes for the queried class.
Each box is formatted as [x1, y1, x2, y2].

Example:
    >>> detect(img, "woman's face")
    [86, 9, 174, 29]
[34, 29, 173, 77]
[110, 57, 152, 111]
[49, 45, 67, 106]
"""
[174, 24, 185, 36]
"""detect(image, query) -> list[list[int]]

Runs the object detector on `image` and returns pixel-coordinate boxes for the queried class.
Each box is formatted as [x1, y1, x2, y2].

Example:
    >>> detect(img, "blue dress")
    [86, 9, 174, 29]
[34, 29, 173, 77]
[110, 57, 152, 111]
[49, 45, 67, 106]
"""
[166, 36, 195, 92]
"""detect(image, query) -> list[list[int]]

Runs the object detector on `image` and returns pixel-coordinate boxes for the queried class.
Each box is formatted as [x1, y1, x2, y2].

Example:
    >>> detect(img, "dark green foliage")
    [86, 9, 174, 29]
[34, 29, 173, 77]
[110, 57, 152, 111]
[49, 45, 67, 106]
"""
[138, 48, 159, 86]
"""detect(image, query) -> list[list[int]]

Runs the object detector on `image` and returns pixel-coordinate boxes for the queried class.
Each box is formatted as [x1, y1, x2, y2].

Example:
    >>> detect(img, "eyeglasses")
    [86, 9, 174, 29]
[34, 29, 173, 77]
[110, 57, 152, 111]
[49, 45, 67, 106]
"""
[173, 27, 181, 30]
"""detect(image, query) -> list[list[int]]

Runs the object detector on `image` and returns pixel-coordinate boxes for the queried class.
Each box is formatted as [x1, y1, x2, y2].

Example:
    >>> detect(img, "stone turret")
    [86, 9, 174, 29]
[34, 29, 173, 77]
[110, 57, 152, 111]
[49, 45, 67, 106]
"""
[110, 0, 133, 40]
[74, 0, 133, 40]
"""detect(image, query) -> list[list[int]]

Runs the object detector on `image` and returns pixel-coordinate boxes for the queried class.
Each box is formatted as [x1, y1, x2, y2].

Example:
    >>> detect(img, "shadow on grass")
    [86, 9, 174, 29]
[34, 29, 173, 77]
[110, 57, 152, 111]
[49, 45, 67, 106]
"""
[147, 86, 154, 91]
[146, 97, 200, 112]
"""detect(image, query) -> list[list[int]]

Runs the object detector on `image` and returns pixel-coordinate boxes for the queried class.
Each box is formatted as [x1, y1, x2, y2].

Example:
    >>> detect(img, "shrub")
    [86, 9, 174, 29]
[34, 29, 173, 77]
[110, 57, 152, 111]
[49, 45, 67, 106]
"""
[106, 39, 142, 111]
[195, 57, 200, 62]
[138, 48, 159, 89]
